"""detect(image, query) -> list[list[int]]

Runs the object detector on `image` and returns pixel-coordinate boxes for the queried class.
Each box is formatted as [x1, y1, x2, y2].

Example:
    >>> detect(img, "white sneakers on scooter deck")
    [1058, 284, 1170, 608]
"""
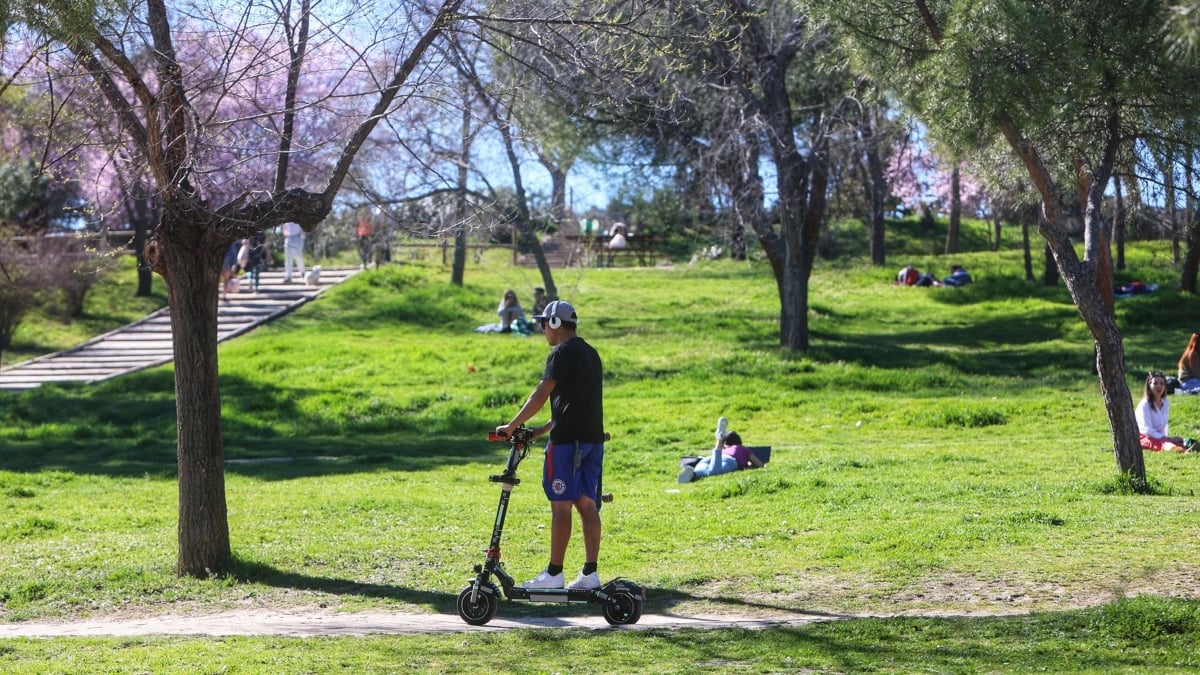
[568, 571, 601, 590]
[521, 569, 602, 590]
[521, 569, 564, 589]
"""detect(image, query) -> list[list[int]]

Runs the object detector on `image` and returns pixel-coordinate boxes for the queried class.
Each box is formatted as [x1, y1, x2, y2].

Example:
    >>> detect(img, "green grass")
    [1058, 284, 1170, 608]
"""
[3, 239, 1200, 672]
[1, 596, 1199, 673]
[2, 255, 169, 366]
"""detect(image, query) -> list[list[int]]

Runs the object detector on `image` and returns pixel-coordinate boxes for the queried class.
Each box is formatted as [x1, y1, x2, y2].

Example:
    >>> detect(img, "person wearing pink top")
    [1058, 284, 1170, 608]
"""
[678, 420, 765, 483]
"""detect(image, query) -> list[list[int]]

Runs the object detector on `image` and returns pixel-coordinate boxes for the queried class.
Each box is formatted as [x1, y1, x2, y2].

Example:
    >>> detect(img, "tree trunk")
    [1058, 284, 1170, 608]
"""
[1021, 215, 1034, 282]
[774, 138, 826, 351]
[1113, 175, 1126, 271]
[1181, 209, 1200, 293]
[747, 15, 827, 351]
[864, 123, 887, 266]
[515, 225, 553, 297]
[451, 222, 466, 285]
[718, 141, 756, 263]
[780, 237, 809, 350]
[451, 77, 470, 286]
[1047, 239, 1143, 482]
[121, 182, 157, 297]
[1160, 147, 1180, 263]
[1042, 224, 1143, 483]
[534, 154, 573, 288]
[1042, 243, 1058, 286]
[1000, 112, 1144, 486]
[944, 163, 961, 254]
[538, 156, 570, 233]
[132, 200, 155, 297]
[1183, 150, 1199, 292]
[154, 222, 231, 576]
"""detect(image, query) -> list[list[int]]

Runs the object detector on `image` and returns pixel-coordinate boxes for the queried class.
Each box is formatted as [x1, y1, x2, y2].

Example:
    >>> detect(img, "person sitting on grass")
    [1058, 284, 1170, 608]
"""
[1176, 332, 1200, 394]
[1136, 371, 1194, 453]
[678, 424, 764, 483]
[497, 289, 526, 333]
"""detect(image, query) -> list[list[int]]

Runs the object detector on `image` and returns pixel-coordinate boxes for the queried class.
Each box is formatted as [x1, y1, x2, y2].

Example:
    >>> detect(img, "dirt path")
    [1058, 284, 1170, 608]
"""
[0, 608, 837, 638]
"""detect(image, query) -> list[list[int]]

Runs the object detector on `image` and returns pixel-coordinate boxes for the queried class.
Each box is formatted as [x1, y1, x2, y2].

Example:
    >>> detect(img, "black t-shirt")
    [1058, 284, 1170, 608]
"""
[543, 336, 604, 443]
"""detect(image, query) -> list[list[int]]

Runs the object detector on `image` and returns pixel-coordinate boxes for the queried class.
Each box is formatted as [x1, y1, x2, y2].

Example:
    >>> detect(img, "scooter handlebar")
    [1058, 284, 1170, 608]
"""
[490, 426, 536, 445]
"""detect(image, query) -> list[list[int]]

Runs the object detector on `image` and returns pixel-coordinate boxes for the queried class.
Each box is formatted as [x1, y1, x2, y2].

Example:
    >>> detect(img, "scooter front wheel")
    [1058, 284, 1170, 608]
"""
[457, 583, 499, 626]
[602, 589, 643, 625]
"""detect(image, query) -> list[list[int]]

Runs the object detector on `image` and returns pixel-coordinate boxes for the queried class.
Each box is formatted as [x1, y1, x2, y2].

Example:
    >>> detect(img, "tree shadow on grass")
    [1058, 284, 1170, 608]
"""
[230, 557, 458, 613]
[0, 368, 515, 481]
[646, 614, 1171, 674]
[811, 308, 1095, 379]
[229, 556, 839, 624]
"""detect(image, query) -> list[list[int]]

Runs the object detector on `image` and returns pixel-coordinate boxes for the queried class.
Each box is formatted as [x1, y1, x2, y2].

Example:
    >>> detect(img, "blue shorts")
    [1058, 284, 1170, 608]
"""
[543, 441, 604, 502]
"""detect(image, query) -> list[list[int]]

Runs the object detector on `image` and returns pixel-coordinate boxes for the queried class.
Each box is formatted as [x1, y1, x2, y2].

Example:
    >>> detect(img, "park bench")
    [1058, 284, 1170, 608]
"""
[567, 233, 663, 267]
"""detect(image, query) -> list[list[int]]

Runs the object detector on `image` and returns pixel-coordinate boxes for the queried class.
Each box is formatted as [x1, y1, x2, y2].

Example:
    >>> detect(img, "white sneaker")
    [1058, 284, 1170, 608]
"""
[521, 569, 564, 589]
[677, 465, 696, 483]
[715, 416, 729, 442]
[568, 572, 601, 590]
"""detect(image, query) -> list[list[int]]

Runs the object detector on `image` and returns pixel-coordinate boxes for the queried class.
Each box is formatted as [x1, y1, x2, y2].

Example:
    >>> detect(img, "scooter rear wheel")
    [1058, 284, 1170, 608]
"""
[457, 583, 499, 626]
[602, 589, 643, 625]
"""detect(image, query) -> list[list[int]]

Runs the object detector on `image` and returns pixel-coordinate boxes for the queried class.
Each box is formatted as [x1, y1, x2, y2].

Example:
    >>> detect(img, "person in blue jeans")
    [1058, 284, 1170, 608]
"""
[942, 265, 973, 287]
[678, 418, 765, 483]
[244, 231, 269, 291]
[495, 300, 606, 591]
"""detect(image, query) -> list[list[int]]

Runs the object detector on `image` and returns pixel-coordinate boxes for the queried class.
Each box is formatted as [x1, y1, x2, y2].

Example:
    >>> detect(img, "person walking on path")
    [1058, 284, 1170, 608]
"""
[356, 216, 374, 269]
[281, 222, 305, 283]
[494, 300, 606, 591]
[245, 231, 269, 292]
[220, 239, 241, 302]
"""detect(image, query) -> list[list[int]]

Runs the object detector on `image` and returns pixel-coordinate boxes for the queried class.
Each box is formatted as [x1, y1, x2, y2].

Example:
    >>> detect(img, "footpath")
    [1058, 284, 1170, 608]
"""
[0, 268, 359, 392]
[0, 608, 835, 638]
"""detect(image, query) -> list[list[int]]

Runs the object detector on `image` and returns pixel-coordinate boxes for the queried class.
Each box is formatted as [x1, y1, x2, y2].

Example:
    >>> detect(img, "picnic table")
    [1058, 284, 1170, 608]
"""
[566, 233, 663, 267]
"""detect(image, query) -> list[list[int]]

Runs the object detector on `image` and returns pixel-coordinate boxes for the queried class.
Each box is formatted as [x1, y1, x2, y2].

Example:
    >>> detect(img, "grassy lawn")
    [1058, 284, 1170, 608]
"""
[2, 234, 1200, 672]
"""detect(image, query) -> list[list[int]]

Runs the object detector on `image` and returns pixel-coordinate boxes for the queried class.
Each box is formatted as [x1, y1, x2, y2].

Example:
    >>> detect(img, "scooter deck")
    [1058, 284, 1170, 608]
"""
[504, 587, 596, 603]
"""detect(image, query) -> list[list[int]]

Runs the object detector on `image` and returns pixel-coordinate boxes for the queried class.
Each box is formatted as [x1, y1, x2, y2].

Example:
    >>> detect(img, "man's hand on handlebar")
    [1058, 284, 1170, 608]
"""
[496, 421, 552, 441]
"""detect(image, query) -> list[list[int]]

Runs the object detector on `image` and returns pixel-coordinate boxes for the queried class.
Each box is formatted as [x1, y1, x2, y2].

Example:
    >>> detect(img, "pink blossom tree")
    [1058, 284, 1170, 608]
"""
[2, 0, 465, 576]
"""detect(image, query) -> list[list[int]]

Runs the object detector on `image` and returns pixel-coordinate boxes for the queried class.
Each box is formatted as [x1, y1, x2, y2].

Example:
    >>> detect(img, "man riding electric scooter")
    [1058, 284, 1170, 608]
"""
[458, 300, 644, 626]
[493, 300, 605, 591]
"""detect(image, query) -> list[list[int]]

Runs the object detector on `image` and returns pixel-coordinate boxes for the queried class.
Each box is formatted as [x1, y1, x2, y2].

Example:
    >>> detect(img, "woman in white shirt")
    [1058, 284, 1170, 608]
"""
[1135, 371, 1191, 452]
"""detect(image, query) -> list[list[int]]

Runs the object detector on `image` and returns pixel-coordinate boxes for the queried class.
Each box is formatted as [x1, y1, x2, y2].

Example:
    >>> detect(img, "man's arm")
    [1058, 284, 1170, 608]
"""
[496, 378, 556, 438]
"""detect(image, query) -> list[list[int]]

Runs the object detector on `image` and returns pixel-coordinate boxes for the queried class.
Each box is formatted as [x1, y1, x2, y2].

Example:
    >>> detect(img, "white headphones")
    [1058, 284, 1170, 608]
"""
[543, 300, 575, 330]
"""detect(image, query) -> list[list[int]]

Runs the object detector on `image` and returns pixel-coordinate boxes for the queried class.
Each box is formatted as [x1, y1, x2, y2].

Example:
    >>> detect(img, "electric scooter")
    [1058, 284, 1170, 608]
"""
[456, 426, 646, 626]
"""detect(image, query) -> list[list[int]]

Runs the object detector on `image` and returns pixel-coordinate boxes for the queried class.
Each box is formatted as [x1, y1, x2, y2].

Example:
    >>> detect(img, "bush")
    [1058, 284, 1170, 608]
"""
[0, 229, 119, 360]
[0, 229, 49, 356]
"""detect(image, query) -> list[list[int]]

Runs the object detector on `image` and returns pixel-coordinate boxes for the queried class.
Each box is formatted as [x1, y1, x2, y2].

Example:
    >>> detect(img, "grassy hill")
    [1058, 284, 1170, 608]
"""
[2, 240, 1199, 672]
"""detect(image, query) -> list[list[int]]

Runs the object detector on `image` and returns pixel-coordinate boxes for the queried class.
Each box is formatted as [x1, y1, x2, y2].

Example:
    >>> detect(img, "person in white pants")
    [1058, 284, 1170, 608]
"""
[282, 222, 305, 283]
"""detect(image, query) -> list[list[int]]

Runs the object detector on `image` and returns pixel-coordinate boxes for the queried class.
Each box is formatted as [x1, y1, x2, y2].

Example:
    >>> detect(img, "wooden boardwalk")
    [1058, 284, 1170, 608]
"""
[0, 267, 360, 392]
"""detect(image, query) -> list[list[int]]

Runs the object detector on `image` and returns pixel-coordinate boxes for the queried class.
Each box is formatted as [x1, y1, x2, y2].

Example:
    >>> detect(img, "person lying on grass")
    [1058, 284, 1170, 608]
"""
[678, 430, 764, 483]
